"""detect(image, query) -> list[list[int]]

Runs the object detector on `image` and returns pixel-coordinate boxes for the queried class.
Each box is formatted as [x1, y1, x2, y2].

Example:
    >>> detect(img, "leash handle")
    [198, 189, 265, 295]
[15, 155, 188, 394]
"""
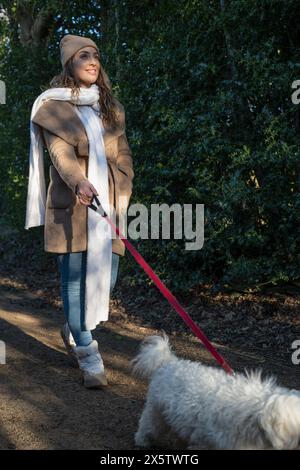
[88, 194, 107, 217]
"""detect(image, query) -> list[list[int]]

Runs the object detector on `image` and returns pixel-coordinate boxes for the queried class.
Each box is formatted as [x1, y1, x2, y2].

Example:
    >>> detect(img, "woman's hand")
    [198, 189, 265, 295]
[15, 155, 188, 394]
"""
[76, 179, 99, 206]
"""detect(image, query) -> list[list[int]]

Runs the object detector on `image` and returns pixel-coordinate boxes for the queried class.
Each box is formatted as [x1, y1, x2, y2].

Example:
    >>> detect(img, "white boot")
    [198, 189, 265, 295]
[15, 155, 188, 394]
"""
[74, 340, 108, 388]
[60, 323, 76, 358]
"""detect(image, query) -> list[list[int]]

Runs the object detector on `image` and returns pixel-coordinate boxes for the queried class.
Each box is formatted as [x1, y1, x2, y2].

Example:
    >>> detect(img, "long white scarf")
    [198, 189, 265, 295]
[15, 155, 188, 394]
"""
[25, 84, 112, 330]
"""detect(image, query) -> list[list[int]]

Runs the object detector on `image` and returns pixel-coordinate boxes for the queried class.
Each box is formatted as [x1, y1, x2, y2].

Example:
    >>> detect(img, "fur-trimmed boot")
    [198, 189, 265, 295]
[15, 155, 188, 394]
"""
[73, 340, 108, 388]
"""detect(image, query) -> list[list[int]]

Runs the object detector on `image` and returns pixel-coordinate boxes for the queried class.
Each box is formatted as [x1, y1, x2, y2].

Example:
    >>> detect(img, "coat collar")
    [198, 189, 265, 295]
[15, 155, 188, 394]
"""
[32, 98, 125, 148]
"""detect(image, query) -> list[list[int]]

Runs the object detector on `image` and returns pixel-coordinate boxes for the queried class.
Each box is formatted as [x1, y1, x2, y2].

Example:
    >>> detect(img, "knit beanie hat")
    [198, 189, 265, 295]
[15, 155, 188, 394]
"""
[59, 34, 100, 68]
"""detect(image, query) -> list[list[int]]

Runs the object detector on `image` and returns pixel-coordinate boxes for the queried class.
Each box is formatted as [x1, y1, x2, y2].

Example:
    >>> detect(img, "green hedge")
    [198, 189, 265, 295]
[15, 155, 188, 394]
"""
[1, 0, 300, 294]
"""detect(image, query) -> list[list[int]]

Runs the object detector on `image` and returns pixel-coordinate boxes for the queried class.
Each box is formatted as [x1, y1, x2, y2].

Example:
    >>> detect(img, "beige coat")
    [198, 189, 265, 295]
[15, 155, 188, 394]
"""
[32, 98, 134, 256]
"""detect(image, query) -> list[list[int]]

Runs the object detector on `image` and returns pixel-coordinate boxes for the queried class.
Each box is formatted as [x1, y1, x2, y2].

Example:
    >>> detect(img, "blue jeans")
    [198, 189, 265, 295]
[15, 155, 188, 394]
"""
[57, 251, 120, 346]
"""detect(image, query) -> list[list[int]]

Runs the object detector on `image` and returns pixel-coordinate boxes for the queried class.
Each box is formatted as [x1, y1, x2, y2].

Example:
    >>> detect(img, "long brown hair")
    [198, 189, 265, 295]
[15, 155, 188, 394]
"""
[42, 57, 119, 129]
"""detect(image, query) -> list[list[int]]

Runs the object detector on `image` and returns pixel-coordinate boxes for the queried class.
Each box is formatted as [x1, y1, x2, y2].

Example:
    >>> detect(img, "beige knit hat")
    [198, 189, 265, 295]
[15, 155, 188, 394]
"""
[59, 34, 100, 68]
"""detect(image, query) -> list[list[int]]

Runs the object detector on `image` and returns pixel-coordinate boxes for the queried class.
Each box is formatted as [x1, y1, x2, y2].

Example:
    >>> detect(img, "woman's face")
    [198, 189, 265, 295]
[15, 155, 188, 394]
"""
[72, 46, 100, 88]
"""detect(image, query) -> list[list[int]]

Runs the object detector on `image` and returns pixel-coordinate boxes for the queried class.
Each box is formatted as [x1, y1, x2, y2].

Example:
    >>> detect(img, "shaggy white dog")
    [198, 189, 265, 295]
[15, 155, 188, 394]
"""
[130, 332, 300, 450]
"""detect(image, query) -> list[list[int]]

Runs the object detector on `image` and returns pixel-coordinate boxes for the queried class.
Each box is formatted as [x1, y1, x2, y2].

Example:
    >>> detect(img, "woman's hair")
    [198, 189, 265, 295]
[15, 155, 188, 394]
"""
[42, 57, 119, 129]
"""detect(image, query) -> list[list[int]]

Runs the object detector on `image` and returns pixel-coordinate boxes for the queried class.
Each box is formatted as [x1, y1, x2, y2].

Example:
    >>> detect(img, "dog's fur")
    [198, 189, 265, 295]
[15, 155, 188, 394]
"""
[130, 332, 300, 450]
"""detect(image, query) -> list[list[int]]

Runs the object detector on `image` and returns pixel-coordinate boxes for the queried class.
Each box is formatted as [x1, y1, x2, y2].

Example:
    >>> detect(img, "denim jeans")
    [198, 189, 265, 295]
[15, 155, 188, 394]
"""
[57, 251, 120, 346]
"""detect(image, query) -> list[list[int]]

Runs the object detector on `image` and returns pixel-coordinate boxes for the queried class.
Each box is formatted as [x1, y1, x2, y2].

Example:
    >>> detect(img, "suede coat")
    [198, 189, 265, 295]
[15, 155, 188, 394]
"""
[32, 98, 134, 256]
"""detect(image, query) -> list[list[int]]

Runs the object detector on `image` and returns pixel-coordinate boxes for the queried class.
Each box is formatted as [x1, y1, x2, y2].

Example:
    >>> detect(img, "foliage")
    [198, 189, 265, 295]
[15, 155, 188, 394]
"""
[1, 0, 300, 294]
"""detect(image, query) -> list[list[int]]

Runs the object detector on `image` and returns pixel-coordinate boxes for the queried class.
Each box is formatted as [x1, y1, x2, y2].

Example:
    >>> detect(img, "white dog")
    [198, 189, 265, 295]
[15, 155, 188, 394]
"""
[130, 332, 300, 450]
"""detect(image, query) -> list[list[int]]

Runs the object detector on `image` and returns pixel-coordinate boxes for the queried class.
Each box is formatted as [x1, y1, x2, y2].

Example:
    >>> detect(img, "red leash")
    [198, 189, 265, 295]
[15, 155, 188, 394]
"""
[89, 197, 233, 375]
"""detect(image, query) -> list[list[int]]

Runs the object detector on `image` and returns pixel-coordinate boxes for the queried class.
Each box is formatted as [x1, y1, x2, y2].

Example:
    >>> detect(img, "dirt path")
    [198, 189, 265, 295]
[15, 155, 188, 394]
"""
[0, 275, 299, 450]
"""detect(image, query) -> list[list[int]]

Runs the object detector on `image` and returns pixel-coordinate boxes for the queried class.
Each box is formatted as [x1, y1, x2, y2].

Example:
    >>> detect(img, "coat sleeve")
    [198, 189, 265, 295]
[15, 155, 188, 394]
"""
[42, 128, 88, 194]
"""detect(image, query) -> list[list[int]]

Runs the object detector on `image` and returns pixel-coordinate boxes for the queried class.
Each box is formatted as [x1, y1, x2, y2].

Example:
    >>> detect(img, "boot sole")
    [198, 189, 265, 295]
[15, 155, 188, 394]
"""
[82, 372, 108, 389]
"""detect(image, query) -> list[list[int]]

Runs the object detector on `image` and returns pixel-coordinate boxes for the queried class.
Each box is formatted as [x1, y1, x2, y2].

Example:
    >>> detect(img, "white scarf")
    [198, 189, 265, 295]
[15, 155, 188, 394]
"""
[25, 84, 112, 330]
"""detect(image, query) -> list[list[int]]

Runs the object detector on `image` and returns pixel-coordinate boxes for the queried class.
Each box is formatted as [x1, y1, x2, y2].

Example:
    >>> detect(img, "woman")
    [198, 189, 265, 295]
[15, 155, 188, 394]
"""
[25, 34, 134, 389]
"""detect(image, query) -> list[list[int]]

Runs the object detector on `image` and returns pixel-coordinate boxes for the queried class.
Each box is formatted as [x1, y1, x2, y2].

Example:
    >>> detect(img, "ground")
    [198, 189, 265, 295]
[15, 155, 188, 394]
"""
[0, 259, 299, 450]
